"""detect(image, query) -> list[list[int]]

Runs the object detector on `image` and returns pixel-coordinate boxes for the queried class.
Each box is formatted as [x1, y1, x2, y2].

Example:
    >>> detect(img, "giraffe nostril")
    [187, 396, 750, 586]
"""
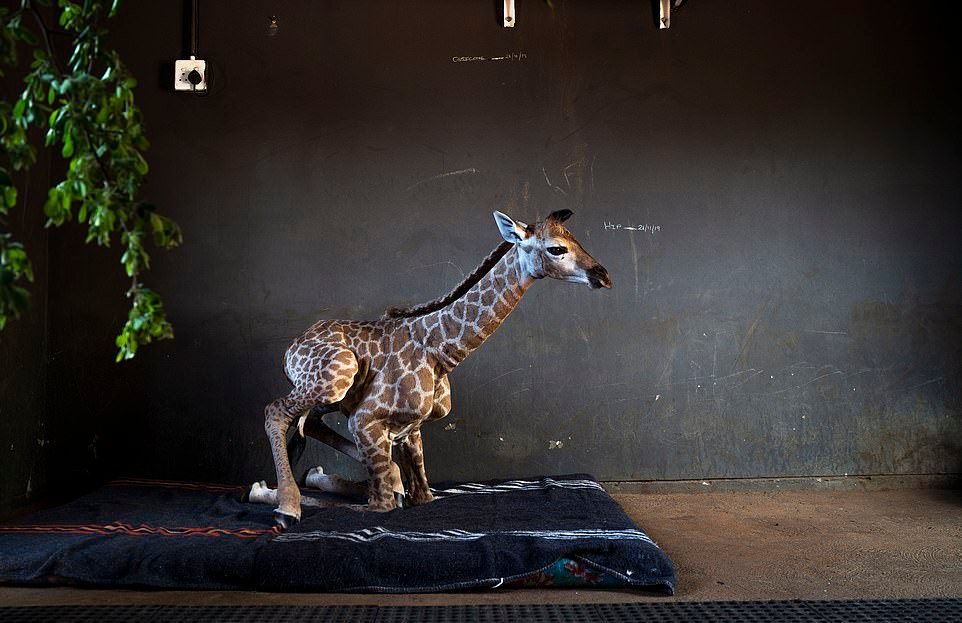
[587, 265, 611, 289]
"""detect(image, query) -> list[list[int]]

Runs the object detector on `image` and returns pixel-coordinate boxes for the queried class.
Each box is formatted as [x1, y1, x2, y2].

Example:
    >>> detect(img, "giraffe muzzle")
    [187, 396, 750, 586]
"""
[587, 265, 612, 289]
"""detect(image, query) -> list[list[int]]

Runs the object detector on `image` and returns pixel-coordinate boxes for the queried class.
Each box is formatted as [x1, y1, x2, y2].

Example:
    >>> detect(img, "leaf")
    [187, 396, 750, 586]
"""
[0, 0, 182, 362]
[132, 150, 148, 175]
[120, 248, 133, 275]
[149, 212, 182, 248]
[3, 185, 16, 209]
[49, 107, 65, 128]
[43, 187, 63, 222]
[61, 133, 74, 158]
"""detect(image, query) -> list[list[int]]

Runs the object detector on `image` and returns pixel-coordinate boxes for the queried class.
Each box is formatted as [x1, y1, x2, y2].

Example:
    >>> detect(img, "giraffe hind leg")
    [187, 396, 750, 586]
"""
[264, 348, 358, 528]
[264, 397, 310, 528]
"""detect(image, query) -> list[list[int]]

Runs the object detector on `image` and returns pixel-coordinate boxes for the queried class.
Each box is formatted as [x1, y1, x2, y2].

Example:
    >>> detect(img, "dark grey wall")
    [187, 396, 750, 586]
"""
[0, 29, 143, 512]
[0, 150, 49, 511]
[0, 32, 56, 510]
[37, 0, 962, 488]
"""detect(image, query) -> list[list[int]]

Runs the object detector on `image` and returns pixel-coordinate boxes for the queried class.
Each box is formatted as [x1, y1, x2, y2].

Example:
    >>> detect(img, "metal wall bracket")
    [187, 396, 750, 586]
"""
[659, 0, 671, 29]
[504, 0, 516, 27]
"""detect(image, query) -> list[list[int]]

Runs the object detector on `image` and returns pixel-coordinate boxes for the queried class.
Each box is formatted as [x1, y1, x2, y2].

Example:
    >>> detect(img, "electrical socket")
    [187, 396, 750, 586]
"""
[174, 57, 207, 92]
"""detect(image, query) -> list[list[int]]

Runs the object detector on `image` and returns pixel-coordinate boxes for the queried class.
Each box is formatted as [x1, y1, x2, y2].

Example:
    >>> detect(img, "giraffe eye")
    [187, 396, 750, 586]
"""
[546, 246, 567, 256]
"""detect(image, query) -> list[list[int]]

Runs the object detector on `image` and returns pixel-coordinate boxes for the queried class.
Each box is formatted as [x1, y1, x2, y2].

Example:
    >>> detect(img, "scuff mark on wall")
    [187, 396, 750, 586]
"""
[405, 167, 480, 192]
[733, 298, 772, 373]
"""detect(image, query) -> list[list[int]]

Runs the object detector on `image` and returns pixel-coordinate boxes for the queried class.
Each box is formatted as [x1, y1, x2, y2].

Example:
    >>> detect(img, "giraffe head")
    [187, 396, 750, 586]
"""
[493, 210, 612, 289]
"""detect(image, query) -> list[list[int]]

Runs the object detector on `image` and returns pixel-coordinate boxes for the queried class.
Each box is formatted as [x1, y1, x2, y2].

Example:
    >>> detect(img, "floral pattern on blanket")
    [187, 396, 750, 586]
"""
[507, 557, 624, 588]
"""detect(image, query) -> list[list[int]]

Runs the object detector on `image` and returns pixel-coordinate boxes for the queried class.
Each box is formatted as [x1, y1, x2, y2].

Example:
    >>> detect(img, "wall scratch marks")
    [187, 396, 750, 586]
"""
[409, 260, 466, 280]
[906, 377, 945, 391]
[760, 369, 845, 397]
[467, 367, 525, 396]
[733, 298, 771, 373]
[541, 167, 567, 195]
[405, 167, 480, 192]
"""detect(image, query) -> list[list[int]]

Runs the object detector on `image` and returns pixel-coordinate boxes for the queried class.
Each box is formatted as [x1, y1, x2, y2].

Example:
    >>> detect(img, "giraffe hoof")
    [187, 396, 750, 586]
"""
[272, 509, 300, 530]
[248, 481, 275, 505]
[394, 492, 405, 509]
[406, 492, 435, 506]
[301, 466, 323, 487]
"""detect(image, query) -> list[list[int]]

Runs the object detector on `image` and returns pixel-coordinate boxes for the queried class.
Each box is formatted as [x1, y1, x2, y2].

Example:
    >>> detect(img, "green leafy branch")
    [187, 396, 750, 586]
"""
[0, 0, 181, 361]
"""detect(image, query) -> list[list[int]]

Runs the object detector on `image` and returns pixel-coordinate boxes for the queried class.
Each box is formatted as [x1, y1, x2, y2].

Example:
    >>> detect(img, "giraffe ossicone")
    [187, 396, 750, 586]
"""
[260, 209, 611, 528]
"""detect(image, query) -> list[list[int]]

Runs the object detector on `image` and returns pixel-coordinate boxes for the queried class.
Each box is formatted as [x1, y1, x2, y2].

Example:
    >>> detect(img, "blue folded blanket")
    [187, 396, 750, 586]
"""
[0, 475, 675, 593]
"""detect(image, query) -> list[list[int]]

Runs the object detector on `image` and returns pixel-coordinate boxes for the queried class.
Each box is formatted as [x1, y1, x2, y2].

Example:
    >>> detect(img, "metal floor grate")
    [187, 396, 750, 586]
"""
[1, 599, 960, 622]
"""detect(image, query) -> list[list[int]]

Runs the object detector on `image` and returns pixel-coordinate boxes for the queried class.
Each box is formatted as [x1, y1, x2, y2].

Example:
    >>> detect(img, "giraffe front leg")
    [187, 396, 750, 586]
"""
[395, 374, 449, 506]
[350, 415, 400, 512]
[396, 429, 434, 506]
[264, 397, 306, 528]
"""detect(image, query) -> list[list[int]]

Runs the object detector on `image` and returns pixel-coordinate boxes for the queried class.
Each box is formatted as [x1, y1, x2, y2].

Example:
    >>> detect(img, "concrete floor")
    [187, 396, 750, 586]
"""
[1, 488, 960, 606]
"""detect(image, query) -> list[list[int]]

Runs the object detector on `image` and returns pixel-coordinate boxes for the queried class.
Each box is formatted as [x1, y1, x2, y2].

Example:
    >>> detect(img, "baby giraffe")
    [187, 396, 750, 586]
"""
[263, 209, 611, 528]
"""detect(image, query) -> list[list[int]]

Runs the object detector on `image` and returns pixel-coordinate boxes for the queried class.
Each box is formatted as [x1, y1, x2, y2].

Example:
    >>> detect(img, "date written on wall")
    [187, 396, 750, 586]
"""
[603, 221, 662, 233]
[452, 52, 527, 63]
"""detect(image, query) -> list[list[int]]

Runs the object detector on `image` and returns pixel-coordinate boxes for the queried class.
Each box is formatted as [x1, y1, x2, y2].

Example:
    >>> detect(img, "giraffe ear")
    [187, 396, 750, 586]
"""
[493, 211, 529, 243]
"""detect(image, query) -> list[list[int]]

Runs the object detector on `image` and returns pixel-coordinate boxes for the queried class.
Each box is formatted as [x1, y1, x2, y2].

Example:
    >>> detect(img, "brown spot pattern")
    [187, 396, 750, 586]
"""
[264, 213, 605, 518]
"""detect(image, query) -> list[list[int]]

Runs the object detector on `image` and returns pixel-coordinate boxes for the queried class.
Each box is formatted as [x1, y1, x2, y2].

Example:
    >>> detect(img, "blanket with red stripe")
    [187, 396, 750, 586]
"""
[0, 476, 675, 593]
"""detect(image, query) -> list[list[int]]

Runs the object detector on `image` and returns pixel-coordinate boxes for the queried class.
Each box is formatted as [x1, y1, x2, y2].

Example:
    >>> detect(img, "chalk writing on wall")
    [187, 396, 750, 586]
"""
[603, 221, 662, 233]
[452, 52, 527, 63]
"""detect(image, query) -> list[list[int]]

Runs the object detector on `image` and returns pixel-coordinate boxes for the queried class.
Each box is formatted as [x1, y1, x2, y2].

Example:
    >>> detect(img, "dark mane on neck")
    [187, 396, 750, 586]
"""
[382, 241, 513, 320]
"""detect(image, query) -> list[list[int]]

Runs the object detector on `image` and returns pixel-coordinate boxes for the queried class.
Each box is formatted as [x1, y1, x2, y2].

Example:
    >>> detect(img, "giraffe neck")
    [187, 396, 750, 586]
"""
[414, 245, 535, 373]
